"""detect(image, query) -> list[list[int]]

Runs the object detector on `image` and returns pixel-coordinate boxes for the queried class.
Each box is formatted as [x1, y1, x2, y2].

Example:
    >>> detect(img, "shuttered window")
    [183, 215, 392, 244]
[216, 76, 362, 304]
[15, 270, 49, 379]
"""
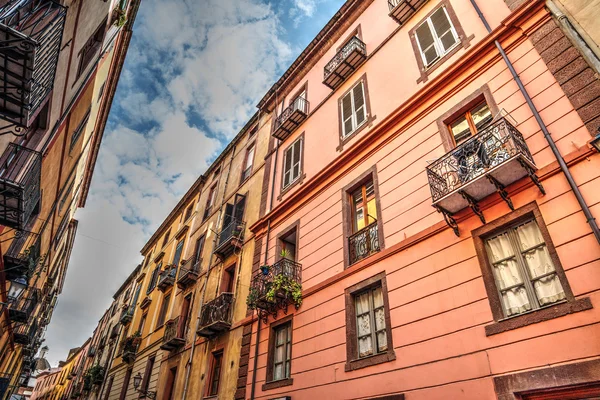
[415, 6, 458, 68]
[341, 80, 367, 138]
[282, 137, 302, 189]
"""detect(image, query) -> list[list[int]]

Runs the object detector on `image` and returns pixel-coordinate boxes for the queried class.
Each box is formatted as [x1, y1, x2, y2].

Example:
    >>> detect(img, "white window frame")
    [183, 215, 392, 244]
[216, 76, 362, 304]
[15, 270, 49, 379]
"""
[415, 6, 460, 69]
[282, 136, 303, 190]
[341, 80, 367, 138]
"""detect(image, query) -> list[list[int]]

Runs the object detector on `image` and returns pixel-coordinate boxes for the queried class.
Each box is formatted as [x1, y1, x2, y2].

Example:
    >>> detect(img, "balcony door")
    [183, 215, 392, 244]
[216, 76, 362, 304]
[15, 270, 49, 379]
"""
[278, 227, 297, 263]
[220, 264, 236, 294]
[351, 181, 377, 234]
[448, 101, 492, 146]
[222, 193, 246, 230]
[180, 294, 191, 338]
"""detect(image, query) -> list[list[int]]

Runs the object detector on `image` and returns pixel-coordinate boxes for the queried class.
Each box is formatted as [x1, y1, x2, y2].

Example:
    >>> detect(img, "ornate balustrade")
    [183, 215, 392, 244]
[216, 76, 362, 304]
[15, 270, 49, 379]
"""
[323, 36, 366, 89]
[213, 218, 245, 259]
[388, 0, 429, 25]
[272, 97, 309, 141]
[160, 316, 186, 350]
[157, 264, 177, 292]
[348, 221, 380, 266]
[197, 292, 234, 338]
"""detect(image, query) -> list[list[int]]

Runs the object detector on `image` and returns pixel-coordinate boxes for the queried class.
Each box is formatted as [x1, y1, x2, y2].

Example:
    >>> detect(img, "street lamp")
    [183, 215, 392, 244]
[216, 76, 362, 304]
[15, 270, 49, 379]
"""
[132, 372, 156, 399]
[7, 276, 28, 302]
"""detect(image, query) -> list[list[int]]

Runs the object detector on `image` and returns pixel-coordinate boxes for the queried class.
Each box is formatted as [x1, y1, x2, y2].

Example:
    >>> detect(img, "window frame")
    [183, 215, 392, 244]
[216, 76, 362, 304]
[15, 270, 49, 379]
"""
[203, 183, 218, 221]
[472, 202, 591, 336]
[76, 18, 108, 80]
[146, 264, 161, 294]
[69, 108, 91, 152]
[409, 0, 473, 83]
[279, 132, 305, 198]
[336, 74, 372, 151]
[240, 141, 256, 184]
[263, 315, 294, 391]
[341, 166, 385, 269]
[156, 293, 171, 329]
[414, 6, 459, 68]
[344, 272, 395, 372]
[207, 350, 224, 397]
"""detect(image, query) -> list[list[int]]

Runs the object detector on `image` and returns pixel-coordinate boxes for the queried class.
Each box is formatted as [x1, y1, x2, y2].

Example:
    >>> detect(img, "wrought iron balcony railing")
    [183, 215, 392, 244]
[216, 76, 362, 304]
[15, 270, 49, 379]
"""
[13, 318, 37, 345]
[87, 346, 96, 358]
[197, 292, 234, 338]
[272, 97, 309, 141]
[213, 218, 245, 259]
[0, 0, 67, 132]
[388, 0, 429, 25]
[323, 36, 367, 90]
[4, 229, 41, 281]
[160, 316, 186, 350]
[348, 221, 380, 266]
[0, 144, 41, 230]
[177, 257, 201, 289]
[119, 306, 134, 325]
[426, 117, 544, 236]
[157, 264, 177, 292]
[8, 288, 39, 323]
[248, 259, 302, 323]
[121, 333, 140, 364]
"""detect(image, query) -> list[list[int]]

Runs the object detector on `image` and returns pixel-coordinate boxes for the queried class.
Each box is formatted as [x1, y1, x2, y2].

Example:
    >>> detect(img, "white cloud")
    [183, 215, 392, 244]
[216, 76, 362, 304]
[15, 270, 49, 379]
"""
[293, 0, 317, 17]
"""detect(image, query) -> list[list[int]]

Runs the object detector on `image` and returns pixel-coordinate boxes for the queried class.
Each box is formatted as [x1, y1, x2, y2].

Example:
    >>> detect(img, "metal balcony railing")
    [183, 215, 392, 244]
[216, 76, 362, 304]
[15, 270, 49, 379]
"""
[176, 257, 201, 289]
[388, 0, 429, 25]
[13, 318, 37, 345]
[160, 316, 185, 350]
[214, 218, 245, 258]
[348, 221, 380, 266]
[8, 288, 39, 323]
[3, 229, 41, 281]
[119, 306, 134, 325]
[426, 117, 543, 235]
[157, 264, 177, 292]
[272, 97, 309, 141]
[0, 143, 41, 230]
[197, 292, 234, 338]
[323, 36, 367, 89]
[0, 0, 67, 131]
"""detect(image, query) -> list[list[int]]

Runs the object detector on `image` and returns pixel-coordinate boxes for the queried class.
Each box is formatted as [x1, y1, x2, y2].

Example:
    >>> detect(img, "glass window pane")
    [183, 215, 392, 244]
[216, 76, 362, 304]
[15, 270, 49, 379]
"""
[274, 363, 283, 381]
[450, 116, 471, 144]
[357, 314, 371, 337]
[366, 198, 377, 225]
[532, 273, 566, 306]
[501, 286, 532, 316]
[276, 328, 285, 346]
[374, 307, 386, 331]
[372, 287, 383, 309]
[377, 330, 388, 353]
[275, 345, 284, 363]
[515, 221, 545, 249]
[355, 292, 370, 315]
[471, 103, 492, 130]
[358, 336, 373, 358]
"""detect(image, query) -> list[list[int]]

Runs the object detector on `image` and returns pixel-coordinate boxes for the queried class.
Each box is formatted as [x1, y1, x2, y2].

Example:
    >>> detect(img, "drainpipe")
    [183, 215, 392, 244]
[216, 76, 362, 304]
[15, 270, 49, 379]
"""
[469, 0, 600, 245]
[181, 145, 236, 400]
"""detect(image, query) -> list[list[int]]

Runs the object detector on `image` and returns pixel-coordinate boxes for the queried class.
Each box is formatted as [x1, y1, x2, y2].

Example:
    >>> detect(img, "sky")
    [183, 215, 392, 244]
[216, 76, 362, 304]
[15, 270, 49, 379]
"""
[42, 0, 346, 366]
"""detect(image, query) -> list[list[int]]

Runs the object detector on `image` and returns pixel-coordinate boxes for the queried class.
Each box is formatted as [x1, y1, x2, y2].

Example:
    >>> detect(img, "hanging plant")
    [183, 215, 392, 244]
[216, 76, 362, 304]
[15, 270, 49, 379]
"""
[122, 331, 141, 353]
[113, 8, 127, 27]
[264, 274, 302, 309]
[83, 375, 92, 392]
[87, 364, 105, 385]
[246, 287, 260, 309]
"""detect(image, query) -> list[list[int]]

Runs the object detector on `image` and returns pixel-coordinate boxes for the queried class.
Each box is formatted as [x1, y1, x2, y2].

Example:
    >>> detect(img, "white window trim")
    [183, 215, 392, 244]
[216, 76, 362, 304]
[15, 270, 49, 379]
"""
[415, 6, 460, 69]
[282, 137, 303, 190]
[342, 80, 368, 138]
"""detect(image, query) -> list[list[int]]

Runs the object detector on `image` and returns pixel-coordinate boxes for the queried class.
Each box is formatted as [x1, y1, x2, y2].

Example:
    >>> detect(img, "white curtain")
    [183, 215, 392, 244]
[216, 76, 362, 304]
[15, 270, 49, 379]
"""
[372, 287, 387, 352]
[516, 222, 565, 305]
[356, 292, 373, 357]
[487, 233, 531, 316]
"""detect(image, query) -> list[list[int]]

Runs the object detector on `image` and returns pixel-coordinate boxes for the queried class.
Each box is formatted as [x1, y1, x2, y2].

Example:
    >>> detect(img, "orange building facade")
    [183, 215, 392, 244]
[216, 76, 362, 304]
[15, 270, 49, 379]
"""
[241, 0, 600, 399]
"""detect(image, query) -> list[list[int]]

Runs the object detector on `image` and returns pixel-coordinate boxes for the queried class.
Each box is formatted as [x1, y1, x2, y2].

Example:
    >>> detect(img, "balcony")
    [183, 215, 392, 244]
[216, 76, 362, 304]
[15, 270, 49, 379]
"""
[109, 324, 119, 339]
[8, 288, 39, 323]
[121, 333, 140, 364]
[0, 373, 11, 399]
[323, 36, 367, 90]
[388, 0, 429, 26]
[213, 218, 245, 259]
[119, 306, 134, 325]
[177, 258, 201, 289]
[87, 346, 96, 358]
[197, 292, 234, 338]
[157, 265, 177, 292]
[0, 144, 41, 230]
[426, 118, 544, 235]
[160, 316, 186, 350]
[3, 229, 41, 281]
[13, 318, 37, 345]
[247, 259, 302, 323]
[0, 0, 67, 131]
[348, 221, 380, 266]
[272, 97, 309, 141]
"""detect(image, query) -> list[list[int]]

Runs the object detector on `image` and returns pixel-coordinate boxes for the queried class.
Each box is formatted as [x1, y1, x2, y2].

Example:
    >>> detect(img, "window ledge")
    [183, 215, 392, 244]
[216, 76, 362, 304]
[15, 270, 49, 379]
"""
[485, 297, 592, 336]
[262, 377, 293, 391]
[345, 350, 396, 372]
[277, 173, 306, 201]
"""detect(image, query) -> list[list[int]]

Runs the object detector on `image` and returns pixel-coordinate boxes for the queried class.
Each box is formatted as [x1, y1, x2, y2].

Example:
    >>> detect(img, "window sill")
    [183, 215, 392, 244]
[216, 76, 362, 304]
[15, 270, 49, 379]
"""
[262, 377, 293, 391]
[484, 297, 592, 336]
[345, 350, 396, 372]
[277, 173, 306, 201]
[337, 115, 374, 152]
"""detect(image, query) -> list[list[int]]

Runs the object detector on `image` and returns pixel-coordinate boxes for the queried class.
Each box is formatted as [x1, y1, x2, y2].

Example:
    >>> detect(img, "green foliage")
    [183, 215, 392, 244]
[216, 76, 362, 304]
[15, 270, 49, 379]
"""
[86, 364, 105, 385]
[279, 248, 291, 260]
[246, 286, 259, 309]
[265, 274, 302, 309]
[114, 8, 127, 27]
[122, 331, 142, 352]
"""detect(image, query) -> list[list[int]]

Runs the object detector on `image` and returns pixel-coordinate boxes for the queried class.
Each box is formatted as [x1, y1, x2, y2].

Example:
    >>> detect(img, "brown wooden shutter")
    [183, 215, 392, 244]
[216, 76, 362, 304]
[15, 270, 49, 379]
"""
[415, 22, 438, 66]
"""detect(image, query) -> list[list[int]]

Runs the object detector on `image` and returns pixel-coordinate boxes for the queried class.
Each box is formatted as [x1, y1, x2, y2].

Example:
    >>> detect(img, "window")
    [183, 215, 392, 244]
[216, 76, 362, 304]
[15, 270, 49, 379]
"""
[341, 80, 367, 138]
[193, 235, 205, 269]
[344, 272, 395, 371]
[213, 167, 221, 180]
[184, 204, 193, 221]
[157, 294, 170, 328]
[59, 178, 75, 212]
[208, 351, 223, 397]
[69, 108, 91, 151]
[267, 321, 292, 384]
[414, 6, 458, 68]
[162, 230, 171, 249]
[138, 313, 147, 335]
[119, 368, 132, 400]
[203, 184, 217, 220]
[473, 203, 590, 336]
[277, 223, 298, 263]
[448, 102, 492, 146]
[77, 18, 107, 79]
[282, 136, 302, 190]
[241, 143, 255, 182]
[147, 264, 161, 294]
[220, 264, 235, 294]
[351, 181, 377, 234]
[163, 367, 177, 400]
[172, 239, 184, 266]
[140, 356, 155, 395]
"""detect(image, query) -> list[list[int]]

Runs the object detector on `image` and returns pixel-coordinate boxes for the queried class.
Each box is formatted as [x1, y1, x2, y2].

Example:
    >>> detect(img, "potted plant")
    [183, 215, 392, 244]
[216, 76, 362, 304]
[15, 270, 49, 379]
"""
[259, 265, 270, 275]
[246, 286, 260, 309]
[121, 331, 141, 363]
[264, 273, 303, 309]
[113, 8, 127, 27]
[87, 364, 105, 385]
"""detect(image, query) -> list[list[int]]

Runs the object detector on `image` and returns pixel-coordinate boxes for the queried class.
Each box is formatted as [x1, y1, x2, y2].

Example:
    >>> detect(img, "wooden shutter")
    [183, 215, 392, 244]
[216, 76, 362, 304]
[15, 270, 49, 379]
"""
[292, 139, 302, 180]
[341, 92, 354, 137]
[431, 7, 456, 52]
[222, 203, 233, 228]
[283, 146, 293, 187]
[353, 81, 366, 127]
[415, 21, 438, 66]
[233, 194, 246, 222]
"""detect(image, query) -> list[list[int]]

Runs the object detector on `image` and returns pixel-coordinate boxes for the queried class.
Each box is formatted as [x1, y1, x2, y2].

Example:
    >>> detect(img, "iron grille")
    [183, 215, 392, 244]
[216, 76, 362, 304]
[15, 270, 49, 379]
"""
[162, 316, 185, 346]
[249, 259, 301, 306]
[0, 0, 67, 132]
[217, 218, 245, 248]
[388, 0, 429, 25]
[3, 228, 41, 280]
[0, 143, 41, 230]
[348, 221, 380, 265]
[272, 97, 309, 141]
[323, 36, 366, 88]
[426, 117, 535, 203]
[199, 292, 234, 329]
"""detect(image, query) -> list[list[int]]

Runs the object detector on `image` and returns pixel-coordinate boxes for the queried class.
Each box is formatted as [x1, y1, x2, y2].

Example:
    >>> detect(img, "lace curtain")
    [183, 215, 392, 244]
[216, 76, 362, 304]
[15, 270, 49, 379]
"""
[355, 288, 387, 358]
